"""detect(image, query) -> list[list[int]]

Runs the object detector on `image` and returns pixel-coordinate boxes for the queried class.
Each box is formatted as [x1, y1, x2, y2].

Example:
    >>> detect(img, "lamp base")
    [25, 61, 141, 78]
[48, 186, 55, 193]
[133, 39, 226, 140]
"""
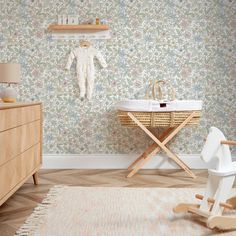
[2, 97, 17, 103]
[1, 87, 17, 103]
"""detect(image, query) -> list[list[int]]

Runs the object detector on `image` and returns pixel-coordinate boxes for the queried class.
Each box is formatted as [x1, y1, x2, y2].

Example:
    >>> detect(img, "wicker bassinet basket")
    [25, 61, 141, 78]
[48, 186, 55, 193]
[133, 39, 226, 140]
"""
[117, 110, 202, 127]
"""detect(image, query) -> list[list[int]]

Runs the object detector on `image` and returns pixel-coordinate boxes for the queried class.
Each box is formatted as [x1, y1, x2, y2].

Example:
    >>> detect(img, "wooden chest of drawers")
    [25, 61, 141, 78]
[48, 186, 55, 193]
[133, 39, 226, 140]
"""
[0, 102, 42, 206]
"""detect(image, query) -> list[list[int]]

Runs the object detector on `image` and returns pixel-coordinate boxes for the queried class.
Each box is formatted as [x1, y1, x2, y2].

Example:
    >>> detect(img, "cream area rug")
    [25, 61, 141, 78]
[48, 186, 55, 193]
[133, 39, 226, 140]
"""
[15, 186, 236, 236]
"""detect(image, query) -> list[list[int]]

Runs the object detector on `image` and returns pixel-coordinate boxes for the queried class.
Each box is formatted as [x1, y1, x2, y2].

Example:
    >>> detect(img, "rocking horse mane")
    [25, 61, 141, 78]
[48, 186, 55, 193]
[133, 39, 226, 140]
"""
[201, 127, 232, 170]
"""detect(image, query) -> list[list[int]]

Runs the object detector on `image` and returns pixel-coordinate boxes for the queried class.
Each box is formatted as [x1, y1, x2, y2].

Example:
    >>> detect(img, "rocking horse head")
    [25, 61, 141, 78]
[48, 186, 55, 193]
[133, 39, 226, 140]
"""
[201, 127, 232, 170]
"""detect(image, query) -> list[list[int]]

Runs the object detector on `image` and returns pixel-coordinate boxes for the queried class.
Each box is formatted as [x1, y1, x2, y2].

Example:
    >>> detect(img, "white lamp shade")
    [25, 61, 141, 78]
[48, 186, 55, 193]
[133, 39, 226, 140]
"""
[0, 63, 20, 84]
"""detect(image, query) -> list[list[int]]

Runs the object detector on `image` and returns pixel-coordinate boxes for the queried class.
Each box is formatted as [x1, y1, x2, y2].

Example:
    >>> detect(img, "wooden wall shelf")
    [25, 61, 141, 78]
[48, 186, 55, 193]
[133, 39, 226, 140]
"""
[48, 24, 109, 31]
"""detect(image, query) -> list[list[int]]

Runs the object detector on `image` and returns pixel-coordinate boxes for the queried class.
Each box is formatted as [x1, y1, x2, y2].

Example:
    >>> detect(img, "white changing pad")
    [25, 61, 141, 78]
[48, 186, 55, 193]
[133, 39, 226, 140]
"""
[115, 99, 203, 112]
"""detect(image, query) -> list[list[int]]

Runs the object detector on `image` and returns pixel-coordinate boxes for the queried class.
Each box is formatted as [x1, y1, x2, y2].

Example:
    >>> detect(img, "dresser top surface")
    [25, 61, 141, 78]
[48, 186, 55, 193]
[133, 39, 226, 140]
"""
[0, 102, 42, 110]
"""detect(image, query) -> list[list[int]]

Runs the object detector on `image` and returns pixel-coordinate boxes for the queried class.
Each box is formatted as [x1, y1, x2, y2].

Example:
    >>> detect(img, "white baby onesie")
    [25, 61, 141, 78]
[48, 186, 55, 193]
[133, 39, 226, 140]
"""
[65, 46, 107, 99]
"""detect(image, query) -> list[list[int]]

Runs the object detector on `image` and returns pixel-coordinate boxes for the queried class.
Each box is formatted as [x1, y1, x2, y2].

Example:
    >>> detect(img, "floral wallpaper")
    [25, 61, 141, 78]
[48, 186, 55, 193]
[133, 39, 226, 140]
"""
[0, 0, 235, 154]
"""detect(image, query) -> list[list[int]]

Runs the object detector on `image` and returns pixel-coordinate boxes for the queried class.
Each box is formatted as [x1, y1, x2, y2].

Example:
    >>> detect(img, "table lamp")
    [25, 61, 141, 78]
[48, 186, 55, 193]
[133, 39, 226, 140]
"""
[0, 63, 20, 102]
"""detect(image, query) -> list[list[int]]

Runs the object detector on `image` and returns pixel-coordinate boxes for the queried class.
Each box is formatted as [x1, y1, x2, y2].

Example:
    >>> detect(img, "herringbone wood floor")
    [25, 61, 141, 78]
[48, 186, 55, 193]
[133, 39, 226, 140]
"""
[0, 169, 211, 236]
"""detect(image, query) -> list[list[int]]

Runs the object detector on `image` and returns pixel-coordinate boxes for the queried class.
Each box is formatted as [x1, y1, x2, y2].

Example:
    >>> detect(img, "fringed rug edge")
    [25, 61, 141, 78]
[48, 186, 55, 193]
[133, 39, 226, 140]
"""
[15, 185, 66, 236]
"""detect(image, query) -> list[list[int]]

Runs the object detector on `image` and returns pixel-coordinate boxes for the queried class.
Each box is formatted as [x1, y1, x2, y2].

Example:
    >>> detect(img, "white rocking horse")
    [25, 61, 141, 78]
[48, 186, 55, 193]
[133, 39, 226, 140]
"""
[174, 127, 236, 230]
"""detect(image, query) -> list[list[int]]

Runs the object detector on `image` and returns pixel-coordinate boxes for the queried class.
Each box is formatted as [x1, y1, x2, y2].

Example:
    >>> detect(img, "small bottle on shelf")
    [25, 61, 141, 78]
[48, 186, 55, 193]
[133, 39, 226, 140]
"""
[96, 18, 100, 25]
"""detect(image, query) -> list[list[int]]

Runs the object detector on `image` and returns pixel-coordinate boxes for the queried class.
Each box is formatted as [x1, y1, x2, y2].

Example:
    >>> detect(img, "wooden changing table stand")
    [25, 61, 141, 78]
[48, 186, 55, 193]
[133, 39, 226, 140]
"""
[117, 110, 202, 178]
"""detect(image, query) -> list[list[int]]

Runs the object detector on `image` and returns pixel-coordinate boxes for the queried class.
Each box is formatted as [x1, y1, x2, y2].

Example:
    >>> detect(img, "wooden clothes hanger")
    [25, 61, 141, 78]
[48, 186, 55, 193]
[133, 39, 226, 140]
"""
[79, 40, 91, 48]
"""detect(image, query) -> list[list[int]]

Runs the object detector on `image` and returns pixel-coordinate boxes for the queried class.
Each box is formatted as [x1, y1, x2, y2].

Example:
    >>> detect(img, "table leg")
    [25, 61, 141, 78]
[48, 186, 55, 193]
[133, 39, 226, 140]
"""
[127, 112, 196, 178]
[128, 127, 174, 171]
[127, 145, 161, 178]
[127, 143, 157, 170]
[127, 128, 174, 177]
[164, 148, 196, 178]
[32, 172, 39, 185]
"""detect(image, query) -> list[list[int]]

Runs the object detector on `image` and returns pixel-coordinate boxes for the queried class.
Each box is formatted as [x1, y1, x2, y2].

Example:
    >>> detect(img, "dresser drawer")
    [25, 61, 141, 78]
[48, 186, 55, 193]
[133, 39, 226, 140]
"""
[0, 144, 41, 200]
[0, 105, 41, 132]
[0, 120, 41, 167]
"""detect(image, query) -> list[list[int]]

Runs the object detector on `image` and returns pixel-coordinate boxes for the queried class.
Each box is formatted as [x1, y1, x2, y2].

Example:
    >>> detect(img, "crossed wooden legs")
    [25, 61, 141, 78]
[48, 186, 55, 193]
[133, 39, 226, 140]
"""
[127, 128, 174, 177]
[126, 112, 196, 178]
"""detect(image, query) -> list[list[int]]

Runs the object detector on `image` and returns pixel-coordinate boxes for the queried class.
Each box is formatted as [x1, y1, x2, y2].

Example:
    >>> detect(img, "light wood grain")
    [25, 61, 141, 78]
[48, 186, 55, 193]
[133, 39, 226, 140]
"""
[0, 103, 42, 207]
[0, 144, 41, 203]
[188, 207, 211, 218]
[39, 103, 43, 165]
[221, 140, 236, 146]
[227, 196, 236, 209]
[127, 112, 196, 178]
[0, 120, 40, 167]
[33, 172, 39, 185]
[207, 215, 236, 230]
[0, 102, 41, 110]
[48, 24, 109, 31]
[127, 128, 174, 177]
[127, 143, 157, 171]
[173, 203, 200, 213]
[195, 194, 233, 209]
[0, 104, 41, 132]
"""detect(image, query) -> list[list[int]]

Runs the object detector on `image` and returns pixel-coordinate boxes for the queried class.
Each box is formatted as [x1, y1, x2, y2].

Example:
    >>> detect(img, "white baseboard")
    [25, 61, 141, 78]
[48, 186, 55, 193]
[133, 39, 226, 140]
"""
[42, 153, 233, 169]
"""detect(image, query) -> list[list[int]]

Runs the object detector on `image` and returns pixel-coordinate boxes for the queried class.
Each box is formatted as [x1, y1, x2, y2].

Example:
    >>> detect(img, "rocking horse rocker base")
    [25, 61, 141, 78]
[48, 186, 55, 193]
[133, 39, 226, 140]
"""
[174, 195, 236, 230]
[174, 127, 236, 230]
